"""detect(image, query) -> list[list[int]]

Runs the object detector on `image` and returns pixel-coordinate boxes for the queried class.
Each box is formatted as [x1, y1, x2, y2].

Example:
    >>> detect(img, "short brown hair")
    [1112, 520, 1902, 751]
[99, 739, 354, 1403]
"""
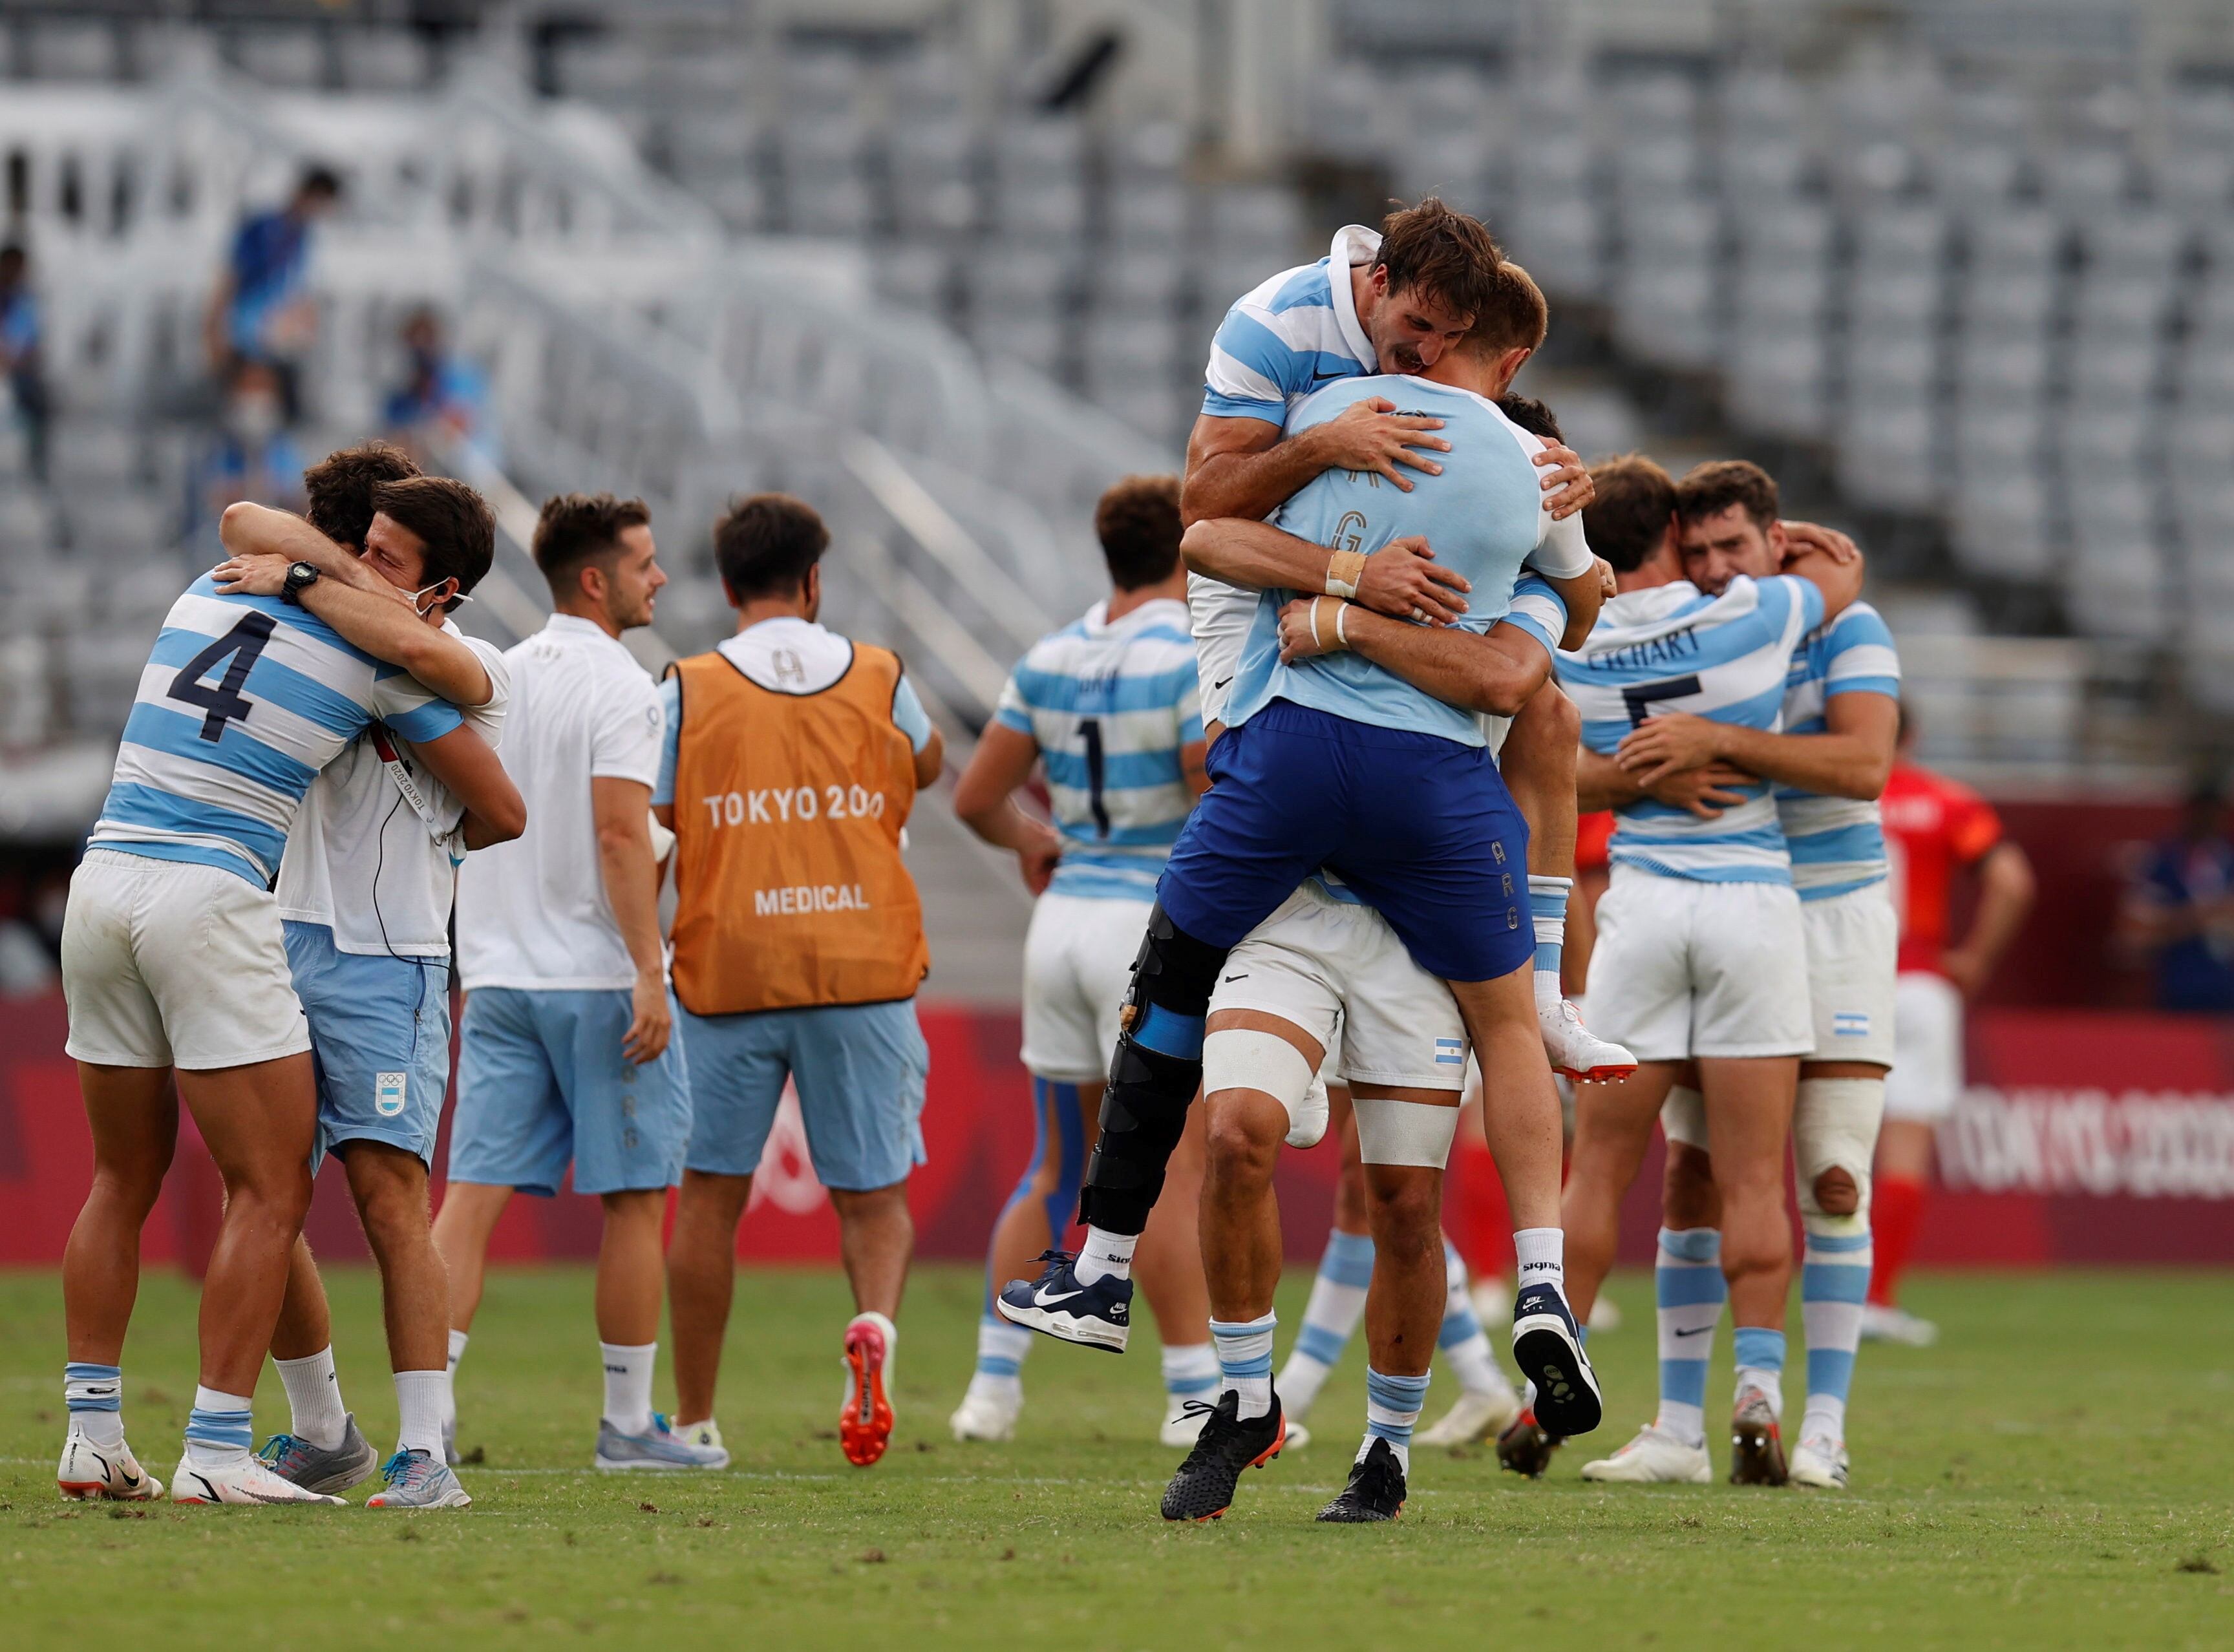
[370, 476, 495, 608]
[714, 493, 829, 602]
[1462, 260, 1548, 357]
[1496, 393, 1564, 445]
[533, 492, 651, 598]
[1372, 198, 1505, 326]
[1094, 474, 1182, 590]
[1584, 454, 1677, 574]
[1676, 459, 1780, 531]
[304, 440, 420, 548]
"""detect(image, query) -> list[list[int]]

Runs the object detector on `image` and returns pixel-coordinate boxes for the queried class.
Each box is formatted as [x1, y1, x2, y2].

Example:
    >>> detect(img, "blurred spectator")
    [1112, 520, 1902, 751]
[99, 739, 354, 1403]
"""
[384, 306, 497, 466]
[203, 164, 342, 388]
[2119, 783, 2234, 1013]
[195, 357, 305, 534]
[0, 244, 48, 480]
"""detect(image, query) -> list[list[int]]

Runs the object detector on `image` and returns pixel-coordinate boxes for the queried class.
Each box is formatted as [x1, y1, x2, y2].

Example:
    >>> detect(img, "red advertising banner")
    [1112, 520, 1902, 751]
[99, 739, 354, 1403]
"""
[2, 993, 2230, 1270]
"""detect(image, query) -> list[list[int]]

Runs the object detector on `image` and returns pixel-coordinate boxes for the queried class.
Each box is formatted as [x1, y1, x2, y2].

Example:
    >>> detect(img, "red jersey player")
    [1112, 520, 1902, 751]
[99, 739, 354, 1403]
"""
[1870, 714, 2034, 1344]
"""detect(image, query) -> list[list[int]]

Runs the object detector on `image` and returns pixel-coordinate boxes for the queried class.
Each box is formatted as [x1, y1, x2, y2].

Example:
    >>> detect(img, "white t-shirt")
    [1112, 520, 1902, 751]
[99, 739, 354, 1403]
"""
[455, 613, 665, 992]
[277, 628, 511, 958]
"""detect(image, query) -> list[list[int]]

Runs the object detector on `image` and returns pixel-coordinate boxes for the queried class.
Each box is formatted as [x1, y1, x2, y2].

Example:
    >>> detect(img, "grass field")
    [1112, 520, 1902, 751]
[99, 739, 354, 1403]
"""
[2, 1265, 2230, 1650]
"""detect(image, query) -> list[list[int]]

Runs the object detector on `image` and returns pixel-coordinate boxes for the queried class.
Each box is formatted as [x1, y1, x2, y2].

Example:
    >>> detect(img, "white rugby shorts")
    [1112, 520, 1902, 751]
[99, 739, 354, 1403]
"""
[1583, 865, 1813, 1061]
[1019, 889, 1153, 1082]
[1800, 884, 1899, 1067]
[1884, 970, 1965, 1121]
[1208, 882, 1469, 1091]
[62, 849, 312, 1070]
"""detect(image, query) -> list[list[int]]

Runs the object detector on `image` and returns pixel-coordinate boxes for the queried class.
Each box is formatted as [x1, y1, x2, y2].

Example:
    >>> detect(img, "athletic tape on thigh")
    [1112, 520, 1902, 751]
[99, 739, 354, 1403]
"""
[1201, 1028, 1316, 1121]
[1794, 1076, 1883, 1229]
[1660, 1086, 1707, 1151]
[1352, 1095, 1462, 1169]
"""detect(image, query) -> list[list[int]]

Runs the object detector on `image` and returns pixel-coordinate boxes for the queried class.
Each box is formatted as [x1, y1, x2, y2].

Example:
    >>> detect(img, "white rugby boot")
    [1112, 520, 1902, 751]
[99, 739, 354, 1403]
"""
[171, 1452, 346, 1505]
[1416, 1384, 1522, 1448]
[1858, 1304, 1939, 1346]
[1789, 1434, 1850, 1490]
[57, 1426, 162, 1501]
[1580, 1423, 1712, 1484]
[1539, 992, 1637, 1083]
[950, 1384, 1021, 1443]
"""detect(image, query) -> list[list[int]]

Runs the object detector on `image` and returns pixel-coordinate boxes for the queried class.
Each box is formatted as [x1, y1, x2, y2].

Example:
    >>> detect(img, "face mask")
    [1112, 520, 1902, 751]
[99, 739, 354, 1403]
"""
[411, 580, 473, 617]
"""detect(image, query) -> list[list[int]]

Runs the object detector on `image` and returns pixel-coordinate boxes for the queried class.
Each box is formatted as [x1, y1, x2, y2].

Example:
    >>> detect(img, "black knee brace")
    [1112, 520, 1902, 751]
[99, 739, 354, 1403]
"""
[1078, 904, 1228, 1236]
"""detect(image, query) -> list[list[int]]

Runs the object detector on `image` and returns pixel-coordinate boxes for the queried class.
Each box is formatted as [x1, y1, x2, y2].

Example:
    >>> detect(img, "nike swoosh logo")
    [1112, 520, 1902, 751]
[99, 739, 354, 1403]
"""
[1223, 973, 1249, 982]
[1033, 1286, 1085, 1308]
[1673, 1325, 1712, 1338]
[1312, 369, 1349, 380]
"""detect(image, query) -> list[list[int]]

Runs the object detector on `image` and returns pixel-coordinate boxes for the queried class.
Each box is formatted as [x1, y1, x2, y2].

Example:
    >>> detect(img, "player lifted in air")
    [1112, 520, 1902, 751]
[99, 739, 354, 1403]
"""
[947, 475, 1218, 1447]
[1549, 458, 1863, 1487]
[57, 467, 494, 1505]
[1005, 248, 1611, 1453]
[1591, 461, 1899, 1489]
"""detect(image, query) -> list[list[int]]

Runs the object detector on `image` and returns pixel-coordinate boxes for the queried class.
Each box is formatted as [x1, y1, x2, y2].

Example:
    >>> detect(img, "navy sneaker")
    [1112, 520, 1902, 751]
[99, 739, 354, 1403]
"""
[1160, 1391, 1285, 1521]
[995, 1250, 1132, 1352]
[1317, 1437, 1406, 1523]
[1511, 1284, 1602, 1437]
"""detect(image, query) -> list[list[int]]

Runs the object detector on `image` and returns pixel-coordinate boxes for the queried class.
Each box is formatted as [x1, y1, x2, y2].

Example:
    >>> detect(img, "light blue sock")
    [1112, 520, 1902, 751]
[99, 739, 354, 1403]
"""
[1212, 1312, 1278, 1421]
[973, 1313, 1032, 1382]
[1655, 1227, 1724, 1446]
[1733, 1326, 1788, 1419]
[1529, 875, 1571, 982]
[1364, 1367, 1431, 1472]
[1802, 1227, 1873, 1444]
[184, 1385, 254, 1468]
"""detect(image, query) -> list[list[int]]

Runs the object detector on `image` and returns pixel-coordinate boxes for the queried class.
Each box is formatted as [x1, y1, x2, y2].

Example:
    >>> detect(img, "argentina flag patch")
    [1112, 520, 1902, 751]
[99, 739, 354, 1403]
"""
[1434, 1037, 1466, 1066]
[1832, 1011, 1871, 1039]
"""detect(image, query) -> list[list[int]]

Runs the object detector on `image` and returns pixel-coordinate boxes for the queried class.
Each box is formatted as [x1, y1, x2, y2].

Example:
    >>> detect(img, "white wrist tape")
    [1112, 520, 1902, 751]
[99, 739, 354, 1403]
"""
[1352, 1094, 1462, 1168]
[1324, 548, 1367, 599]
[1335, 602, 1350, 646]
[1202, 1027, 1318, 1123]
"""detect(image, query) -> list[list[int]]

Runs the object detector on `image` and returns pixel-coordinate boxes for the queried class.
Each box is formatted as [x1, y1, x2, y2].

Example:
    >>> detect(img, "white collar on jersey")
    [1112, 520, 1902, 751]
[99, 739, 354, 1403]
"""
[1577, 576, 1763, 657]
[1327, 223, 1382, 372]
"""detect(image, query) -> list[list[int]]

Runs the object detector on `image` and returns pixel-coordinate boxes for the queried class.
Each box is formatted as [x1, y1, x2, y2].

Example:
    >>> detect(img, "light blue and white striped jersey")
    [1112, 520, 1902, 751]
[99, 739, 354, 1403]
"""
[1202, 225, 1382, 422]
[1777, 600, 1902, 902]
[89, 576, 463, 888]
[1222, 376, 1594, 747]
[1557, 574, 1825, 884]
[994, 597, 1204, 902]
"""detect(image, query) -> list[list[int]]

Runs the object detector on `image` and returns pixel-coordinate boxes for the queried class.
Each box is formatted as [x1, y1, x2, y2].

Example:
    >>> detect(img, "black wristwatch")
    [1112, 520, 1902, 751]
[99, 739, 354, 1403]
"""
[280, 560, 321, 606]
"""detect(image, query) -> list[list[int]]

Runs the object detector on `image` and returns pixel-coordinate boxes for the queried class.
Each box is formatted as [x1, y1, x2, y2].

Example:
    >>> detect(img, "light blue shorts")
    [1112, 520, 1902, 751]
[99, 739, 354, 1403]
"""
[282, 921, 451, 1171]
[448, 986, 691, 1197]
[679, 999, 929, 1191]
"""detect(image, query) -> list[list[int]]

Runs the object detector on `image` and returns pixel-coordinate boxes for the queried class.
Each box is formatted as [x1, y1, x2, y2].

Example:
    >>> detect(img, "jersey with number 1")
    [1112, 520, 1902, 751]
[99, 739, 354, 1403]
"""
[1557, 573, 1823, 884]
[88, 575, 464, 889]
[994, 597, 1203, 902]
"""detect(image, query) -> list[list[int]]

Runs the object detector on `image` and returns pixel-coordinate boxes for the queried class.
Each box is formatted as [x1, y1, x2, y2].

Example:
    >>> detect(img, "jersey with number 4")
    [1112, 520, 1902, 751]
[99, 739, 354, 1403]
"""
[994, 597, 1202, 902]
[88, 575, 463, 888]
[1557, 573, 1823, 884]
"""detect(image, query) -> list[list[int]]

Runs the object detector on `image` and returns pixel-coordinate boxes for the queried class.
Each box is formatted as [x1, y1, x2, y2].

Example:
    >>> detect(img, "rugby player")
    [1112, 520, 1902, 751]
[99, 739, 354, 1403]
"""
[434, 495, 721, 1473]
[1161, 571, 1577, 1523]
[1549, 458, 1863, 1488]
[1599, 461, 1899, 1489]
[206, 446, 517, 1511]
[657, 495, 942, 1470]
[1869, 718, 2033, 1344]
[57, 480, 490, 1505]
[1005, 261, 1612, 1445]
[946, 475, 1218, 1446]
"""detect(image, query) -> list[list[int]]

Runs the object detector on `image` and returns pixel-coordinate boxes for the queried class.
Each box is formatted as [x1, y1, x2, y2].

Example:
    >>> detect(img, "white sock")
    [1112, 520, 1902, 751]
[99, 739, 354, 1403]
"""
[63, 1362, 125, 1448]
[1363, 1367, 1431, 1477]
[1161, 1342, 1220, 1408]
[394, 1370, 446, 1458]
[1513, 1227, 1566, 1298]
[1072, 1225, 1137, 1287]
[185, 1386, 255, 1470]
[274, 1347, 346, 1450]
[601, 1341, 658, 1436]
[441, 1328, 467, 1426]
[970, 1315, 1032, 1403]
[1437, 1240, 1515, 1398]
[1211, 1313, 1277, 1421]
[1736, 1366, 1785, 1420]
